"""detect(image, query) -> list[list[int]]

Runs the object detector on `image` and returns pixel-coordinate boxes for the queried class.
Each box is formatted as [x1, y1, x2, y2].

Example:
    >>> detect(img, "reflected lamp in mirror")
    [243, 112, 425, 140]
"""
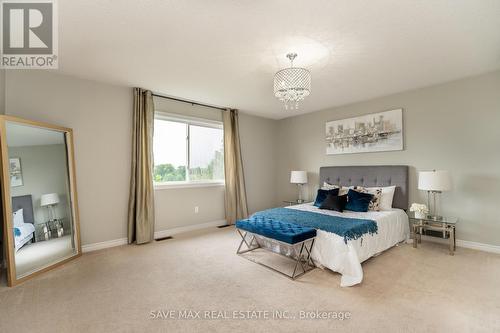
[41, 193, 59, 222]
[290, 170, 308, 203]
[418, 170, 451, 220]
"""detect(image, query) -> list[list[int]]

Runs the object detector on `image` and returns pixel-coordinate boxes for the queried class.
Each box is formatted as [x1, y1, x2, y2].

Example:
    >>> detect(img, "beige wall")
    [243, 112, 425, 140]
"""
[239, 113, 278, 213]
[5, 70, 133, 245]
[154, 186, 226, 230]
[3, 71, 278, 244]
[276, 70, 500, 246]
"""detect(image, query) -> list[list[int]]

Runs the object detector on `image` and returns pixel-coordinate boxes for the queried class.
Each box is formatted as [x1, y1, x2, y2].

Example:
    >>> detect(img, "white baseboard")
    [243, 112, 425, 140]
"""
[457, 239, 500, 254]
[82, 219, 228, 253]
[154, 219, 227, 239]
[410, 235, 500, 254]
[82, 237, 128, 253]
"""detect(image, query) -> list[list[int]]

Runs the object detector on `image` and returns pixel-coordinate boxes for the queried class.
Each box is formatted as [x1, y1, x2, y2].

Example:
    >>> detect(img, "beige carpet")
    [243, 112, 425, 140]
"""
[1, 226, 499, 333]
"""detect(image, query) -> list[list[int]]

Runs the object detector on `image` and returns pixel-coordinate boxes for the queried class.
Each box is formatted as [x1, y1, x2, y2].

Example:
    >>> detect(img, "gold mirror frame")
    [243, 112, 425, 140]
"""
[0, 115, 81, 287]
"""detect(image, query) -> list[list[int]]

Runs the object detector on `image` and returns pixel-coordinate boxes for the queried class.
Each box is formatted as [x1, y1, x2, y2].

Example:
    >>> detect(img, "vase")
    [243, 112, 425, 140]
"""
[414, 211, 426, 219]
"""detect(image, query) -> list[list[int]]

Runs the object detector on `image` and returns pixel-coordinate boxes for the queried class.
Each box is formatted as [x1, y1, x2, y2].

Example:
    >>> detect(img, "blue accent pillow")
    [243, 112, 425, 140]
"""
[345, 189, 374, 212]
[313, 188, 339, 207]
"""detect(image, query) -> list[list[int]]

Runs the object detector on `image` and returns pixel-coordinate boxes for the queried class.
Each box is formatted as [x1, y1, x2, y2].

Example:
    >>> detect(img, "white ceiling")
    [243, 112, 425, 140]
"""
[57, 0, 500, 119]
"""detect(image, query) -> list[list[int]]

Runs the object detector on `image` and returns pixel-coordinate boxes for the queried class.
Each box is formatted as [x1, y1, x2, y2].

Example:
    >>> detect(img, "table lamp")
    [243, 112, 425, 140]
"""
[418, 170, 451, 220]
[41, 193, 60, 222]
[290, 171, 308, 203]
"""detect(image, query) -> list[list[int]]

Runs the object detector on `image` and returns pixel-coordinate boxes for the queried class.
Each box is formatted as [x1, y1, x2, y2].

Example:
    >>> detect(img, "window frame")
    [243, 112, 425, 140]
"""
[153, 111, 225, 190]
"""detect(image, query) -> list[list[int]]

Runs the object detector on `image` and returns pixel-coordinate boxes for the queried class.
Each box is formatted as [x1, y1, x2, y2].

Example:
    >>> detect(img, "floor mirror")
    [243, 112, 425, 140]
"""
[0, 115, 81, 286]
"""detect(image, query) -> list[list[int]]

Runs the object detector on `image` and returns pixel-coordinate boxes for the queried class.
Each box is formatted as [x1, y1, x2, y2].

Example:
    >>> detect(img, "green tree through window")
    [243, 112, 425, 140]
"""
[153, 164, 186, 182]
[153, 116, 224, 183]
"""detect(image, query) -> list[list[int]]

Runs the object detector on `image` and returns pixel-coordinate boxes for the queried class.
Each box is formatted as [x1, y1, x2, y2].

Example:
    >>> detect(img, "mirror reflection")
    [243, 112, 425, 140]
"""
[7, 121, 77, 278]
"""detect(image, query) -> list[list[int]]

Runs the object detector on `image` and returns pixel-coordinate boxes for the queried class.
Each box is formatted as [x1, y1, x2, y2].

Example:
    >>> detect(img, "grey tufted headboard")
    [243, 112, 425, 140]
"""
[319, 165, 409, 210]
[12, 195, 35, 225]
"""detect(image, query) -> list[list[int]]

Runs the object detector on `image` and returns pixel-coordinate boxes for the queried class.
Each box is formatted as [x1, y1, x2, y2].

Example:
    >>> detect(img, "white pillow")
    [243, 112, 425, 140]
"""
[13, 208, 24, 227]
[321, 182, 339, 190]
[367, 186, 396, 211]
[340, 185, 356, 195]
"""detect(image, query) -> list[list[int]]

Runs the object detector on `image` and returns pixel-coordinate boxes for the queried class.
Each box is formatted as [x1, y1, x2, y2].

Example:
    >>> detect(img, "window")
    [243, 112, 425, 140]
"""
[153, 113, 224, 187]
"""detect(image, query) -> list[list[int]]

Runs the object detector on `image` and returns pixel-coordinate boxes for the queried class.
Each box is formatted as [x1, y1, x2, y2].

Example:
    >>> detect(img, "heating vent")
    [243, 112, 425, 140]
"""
[155, 236, 173, 241]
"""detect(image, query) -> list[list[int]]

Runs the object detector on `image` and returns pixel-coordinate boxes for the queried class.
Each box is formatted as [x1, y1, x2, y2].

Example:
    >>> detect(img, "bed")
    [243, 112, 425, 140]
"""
[254, 165, 409, 287]
[12, 195, 36, 252]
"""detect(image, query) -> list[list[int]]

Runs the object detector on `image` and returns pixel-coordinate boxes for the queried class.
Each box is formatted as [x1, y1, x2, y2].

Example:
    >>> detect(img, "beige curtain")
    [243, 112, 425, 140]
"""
[127, 88, 155, 244]
[223, 109, 249, 225]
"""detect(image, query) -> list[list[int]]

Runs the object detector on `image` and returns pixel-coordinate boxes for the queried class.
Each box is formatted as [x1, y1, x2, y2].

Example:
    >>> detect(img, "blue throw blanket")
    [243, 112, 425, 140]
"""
[250, 208, 377, 243]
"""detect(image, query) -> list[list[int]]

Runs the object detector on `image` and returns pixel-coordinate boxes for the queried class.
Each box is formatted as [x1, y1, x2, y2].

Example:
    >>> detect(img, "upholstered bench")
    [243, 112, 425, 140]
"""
[235, 217, 316, 279]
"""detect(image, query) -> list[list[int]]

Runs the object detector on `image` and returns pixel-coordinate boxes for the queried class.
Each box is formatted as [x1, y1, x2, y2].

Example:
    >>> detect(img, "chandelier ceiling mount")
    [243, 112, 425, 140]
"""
[273, 53, 311, 110]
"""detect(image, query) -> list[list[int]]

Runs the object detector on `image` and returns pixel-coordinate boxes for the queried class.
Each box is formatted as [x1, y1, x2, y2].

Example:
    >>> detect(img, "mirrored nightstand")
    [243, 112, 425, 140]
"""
[283, 200, 306, 206]
[35, 218, 65, 242]
[408, 212, 458, 255]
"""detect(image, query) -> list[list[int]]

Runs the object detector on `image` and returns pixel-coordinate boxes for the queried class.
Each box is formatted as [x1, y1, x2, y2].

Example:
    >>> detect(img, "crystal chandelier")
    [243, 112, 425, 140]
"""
[273, 53, 311, 109]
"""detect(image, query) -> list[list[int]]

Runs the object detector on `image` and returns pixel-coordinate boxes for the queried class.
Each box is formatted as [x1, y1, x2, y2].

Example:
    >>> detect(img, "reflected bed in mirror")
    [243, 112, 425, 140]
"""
[0, 116, 81, 286]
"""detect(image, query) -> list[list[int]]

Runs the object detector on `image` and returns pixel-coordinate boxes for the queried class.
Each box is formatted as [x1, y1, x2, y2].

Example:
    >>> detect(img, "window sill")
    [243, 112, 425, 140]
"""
[154, 182, 225, 190]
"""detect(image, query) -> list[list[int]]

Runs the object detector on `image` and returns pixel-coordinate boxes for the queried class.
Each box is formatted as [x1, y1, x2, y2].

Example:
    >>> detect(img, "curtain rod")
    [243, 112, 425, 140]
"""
[151, 92, 229, 111]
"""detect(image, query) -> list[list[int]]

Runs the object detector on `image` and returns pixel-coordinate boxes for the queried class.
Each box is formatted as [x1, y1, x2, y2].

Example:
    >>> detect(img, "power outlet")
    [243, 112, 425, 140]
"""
[194, 206, 199, 214]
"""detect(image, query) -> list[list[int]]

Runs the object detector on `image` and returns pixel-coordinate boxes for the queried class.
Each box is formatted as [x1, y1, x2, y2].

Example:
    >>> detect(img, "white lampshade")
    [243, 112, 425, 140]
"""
[40, 193, 60, 206]
[418, 170, 451, 192]
[290, 171, 308, 184]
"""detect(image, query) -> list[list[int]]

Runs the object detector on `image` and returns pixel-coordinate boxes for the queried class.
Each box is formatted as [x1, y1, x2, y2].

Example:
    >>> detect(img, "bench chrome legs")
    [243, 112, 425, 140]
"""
[291, 239, 315, 279]
[236, 229, 316, 280]
[236, 229, 260, 254]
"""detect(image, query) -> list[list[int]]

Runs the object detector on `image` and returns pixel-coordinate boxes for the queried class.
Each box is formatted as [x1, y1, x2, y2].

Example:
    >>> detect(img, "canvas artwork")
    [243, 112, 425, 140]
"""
[326, 109, 403, 155]
[9, 157, 23, 187]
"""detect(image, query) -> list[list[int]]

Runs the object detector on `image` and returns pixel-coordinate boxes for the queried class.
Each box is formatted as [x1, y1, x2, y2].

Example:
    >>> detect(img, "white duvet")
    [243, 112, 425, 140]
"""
[256, 203, 409, 287]
[14, 223, 35, 251]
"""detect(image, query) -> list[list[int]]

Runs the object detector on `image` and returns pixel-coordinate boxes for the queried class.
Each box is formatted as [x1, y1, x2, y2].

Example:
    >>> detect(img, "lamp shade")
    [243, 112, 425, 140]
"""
[290, 171, 308, 184]
[418, 170, 451, 191]
[40, 193, 60, 206]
